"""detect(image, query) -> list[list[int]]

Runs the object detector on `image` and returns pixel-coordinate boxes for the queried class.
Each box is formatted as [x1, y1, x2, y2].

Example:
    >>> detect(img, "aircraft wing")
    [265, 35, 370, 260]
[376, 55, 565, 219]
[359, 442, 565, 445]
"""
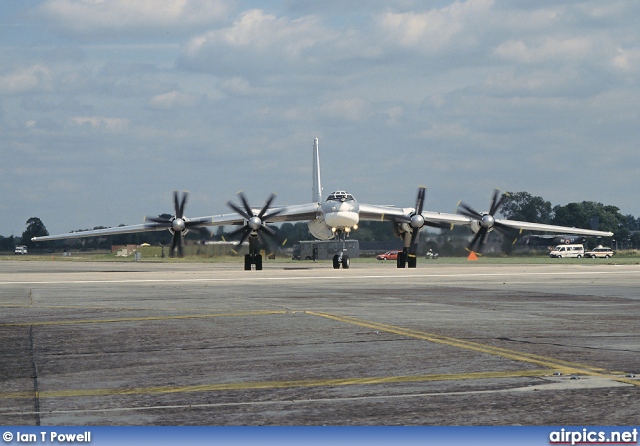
[357, 203, 613, 237]
[204, 202, 321, 225]
[31, 216, 215, 242]
[31, 203, 322, 243]
[257, 203, 321, 223]
[493, 218, 613, 237]
[357, 204, 407, 222]
[358, 204, 473, 226]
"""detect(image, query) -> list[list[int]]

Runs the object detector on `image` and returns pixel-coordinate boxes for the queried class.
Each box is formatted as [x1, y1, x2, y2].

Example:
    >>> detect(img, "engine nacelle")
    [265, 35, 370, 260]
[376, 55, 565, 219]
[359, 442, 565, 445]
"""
[169, 216, 189, 236]
[308, 216, 334, 240]
[394, 222, 410, 238]
[469, 213, 496, 234]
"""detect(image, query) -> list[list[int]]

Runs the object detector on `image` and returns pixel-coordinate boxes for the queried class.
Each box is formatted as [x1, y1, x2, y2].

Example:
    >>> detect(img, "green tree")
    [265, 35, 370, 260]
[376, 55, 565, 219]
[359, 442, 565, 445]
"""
[551, 201, 623, 234]
[0, 235, 17, 252]
[22, 217, 49, 248]
[500, 191, 552, 223]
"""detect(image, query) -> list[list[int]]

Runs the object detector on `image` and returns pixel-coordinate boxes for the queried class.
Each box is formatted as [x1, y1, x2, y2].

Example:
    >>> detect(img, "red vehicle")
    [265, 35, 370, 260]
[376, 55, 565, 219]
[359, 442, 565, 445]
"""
[376, 250, 401, 260]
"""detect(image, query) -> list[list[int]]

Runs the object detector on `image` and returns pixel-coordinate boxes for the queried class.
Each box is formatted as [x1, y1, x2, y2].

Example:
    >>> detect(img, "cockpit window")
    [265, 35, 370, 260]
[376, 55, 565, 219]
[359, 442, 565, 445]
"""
[327, 191, 355, 202]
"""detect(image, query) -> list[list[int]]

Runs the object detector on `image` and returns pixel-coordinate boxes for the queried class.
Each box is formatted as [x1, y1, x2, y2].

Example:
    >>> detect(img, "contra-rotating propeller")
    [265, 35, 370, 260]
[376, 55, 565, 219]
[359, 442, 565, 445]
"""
[396, 187, 451, 256]
[457, 189, 512, 254]
[226, 192, 283, 248]
[144, 191, 202, 258]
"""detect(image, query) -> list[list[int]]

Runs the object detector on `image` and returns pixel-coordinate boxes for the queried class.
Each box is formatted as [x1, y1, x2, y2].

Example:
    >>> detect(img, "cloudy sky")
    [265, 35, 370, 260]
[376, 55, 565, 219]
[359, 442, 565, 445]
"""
[2, 0, 639, 236]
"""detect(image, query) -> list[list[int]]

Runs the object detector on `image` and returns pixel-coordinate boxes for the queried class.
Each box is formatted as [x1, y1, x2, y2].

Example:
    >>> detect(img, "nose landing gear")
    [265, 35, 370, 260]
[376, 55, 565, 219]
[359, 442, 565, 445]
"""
[332, 229, 351, 269]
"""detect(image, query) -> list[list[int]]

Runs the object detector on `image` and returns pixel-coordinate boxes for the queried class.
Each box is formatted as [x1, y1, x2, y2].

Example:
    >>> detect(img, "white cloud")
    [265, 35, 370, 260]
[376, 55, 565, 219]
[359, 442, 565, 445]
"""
[493, 37, 592, 64]
[182, 9, 337, 74]
[39, 0, 229, 36]
[148, 91, 199, 109]
[0, 65, 52, 94]
[376, 0, 494, 52]
[186, 9, 327, 55]
[320, 97, 370, 122]
[69, 116, 129, 131]
[612, 47, 640, 73]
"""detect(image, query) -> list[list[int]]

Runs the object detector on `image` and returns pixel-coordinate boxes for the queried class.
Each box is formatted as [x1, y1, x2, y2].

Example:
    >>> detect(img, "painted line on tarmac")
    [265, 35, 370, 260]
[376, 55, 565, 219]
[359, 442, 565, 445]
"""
[1, 376, 626, 417]
[306, 311, 639, 387]
[0, 369, 550, 401]
[0, 269, 637, 286]
[0, 310, 290, 327]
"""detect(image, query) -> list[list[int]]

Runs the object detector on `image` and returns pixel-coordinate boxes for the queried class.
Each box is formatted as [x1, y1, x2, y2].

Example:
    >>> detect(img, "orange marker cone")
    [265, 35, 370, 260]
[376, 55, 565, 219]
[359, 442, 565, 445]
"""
[467, 251, 479, 261]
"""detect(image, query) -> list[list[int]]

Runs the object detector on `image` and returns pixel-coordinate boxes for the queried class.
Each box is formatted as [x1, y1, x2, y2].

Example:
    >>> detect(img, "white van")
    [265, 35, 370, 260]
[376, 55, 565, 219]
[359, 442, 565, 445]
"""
[549, 244, 584, 258]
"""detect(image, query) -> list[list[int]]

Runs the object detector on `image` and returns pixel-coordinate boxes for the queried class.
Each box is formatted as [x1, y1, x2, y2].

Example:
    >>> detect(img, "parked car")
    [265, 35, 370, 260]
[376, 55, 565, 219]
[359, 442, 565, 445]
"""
[549, 244, 584, 258]
[584, 246, 614, 258]
[376, 250, 400, 260]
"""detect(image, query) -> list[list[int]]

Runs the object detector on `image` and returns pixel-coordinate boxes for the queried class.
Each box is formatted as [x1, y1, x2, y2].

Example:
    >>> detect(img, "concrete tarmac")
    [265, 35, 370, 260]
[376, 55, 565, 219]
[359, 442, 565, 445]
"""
[0, 259, 638, 425]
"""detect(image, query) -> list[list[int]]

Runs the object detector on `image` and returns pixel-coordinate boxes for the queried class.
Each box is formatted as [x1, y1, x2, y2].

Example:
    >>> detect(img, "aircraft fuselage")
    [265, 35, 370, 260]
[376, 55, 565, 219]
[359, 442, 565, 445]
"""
[320, 191, 360, 231]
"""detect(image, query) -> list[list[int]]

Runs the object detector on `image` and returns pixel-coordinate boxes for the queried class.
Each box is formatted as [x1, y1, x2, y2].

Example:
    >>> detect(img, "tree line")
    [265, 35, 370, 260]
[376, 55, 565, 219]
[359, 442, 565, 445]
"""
[500, 192, 640, 250]
[4, 191, 639, 253]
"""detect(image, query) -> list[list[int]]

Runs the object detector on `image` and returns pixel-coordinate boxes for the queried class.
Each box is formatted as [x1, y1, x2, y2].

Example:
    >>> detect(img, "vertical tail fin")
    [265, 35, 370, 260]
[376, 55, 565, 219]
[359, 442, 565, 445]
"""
[312, 137, 323, 203]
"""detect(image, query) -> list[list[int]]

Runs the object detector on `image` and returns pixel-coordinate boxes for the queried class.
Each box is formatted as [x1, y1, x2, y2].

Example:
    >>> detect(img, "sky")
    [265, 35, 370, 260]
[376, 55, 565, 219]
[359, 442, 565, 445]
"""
[2, 0, 639, 236]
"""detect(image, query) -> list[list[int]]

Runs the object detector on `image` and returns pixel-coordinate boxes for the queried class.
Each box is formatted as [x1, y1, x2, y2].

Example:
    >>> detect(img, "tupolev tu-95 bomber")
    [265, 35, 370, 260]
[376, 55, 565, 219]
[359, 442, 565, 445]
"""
[33, 138, 612, 270]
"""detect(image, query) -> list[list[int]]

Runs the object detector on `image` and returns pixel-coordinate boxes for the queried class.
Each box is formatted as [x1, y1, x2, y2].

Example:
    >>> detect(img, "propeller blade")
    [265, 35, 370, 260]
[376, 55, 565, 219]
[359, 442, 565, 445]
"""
[173, 191, 180, 217]
[260, 224, 278, 239]
[236, 227, 252, 247]
[169, 232, 180, 257]
[227, 200, 251, 220]
[457, 202, 482, 220]
[228, 224, 248, 238]
[468, 228, 487, 253]
[177, 235, 184, 258]
[239, 192, 253, 217]
[423, 220, 454, 230]
[262, 208, 284, 221]
[488, 189, 500, 215]
[257, 193, 277, 219]
[177, 191, 188, 219]
[414, 187, 426, 216]
[408, 228, 420, 256]
[494, 194, 508, 216]
[145, 216, 171, 226]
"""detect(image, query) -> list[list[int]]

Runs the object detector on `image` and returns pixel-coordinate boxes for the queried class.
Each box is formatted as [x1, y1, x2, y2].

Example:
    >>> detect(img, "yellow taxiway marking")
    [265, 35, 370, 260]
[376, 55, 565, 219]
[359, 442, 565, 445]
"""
[0, 310, 290, 327]
[1, 309, 636, 404]
[0, 369, 550, 400]
[305, 311, 638, 387]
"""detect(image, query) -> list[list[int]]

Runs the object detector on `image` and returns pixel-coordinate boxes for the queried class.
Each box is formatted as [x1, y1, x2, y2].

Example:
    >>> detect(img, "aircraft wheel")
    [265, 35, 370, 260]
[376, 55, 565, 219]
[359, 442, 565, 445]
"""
[342, 255, 350, 269]
[408, 256, 417, 268]
[333, 255, 341, 269]
[255, 254, 263, 270]
[244, 254, 252, 270]
[396, 252, 406, 268]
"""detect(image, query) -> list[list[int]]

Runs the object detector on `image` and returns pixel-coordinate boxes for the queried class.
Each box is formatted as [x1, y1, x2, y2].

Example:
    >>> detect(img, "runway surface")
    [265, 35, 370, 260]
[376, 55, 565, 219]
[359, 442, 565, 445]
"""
[1, 259, 638, 425]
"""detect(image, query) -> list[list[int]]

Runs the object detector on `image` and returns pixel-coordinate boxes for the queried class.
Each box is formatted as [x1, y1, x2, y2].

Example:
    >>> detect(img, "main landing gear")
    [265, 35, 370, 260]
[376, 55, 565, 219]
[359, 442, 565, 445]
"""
[396, 248, 417, 269]
[244, 250, 263, 270]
